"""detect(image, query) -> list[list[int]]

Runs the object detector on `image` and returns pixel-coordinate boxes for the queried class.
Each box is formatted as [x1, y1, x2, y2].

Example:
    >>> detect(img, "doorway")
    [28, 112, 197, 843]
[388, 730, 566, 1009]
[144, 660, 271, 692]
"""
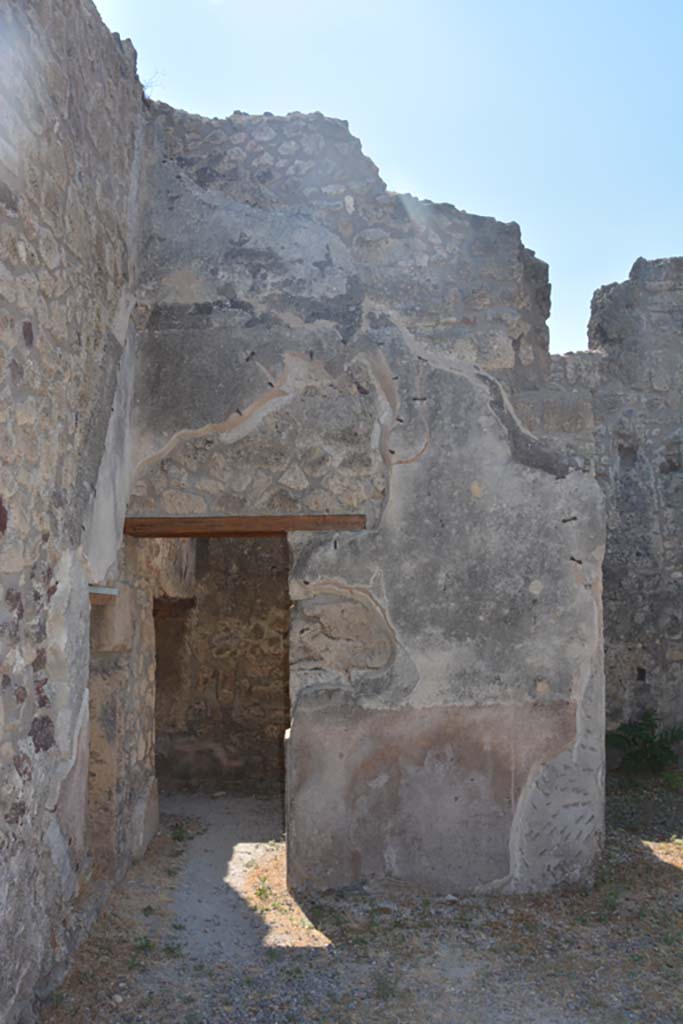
[153, 536, 290, 796]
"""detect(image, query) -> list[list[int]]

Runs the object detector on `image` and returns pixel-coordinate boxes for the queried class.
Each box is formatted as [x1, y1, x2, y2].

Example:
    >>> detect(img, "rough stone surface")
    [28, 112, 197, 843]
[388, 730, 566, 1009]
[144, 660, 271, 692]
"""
[154, 537, 289, 791]
[6, 0, 682, 1019]
[88, 565, 157, 880]
[510, 258, 683, 728]
[0, 2, 145, 1020]
[86, 536, 196, 888]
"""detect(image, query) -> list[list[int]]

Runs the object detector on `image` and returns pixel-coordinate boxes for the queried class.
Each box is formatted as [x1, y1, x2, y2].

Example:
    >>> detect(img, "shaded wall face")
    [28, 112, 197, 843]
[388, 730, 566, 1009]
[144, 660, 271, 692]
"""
[154, 537, 290, 792]
[88, 571, 158, 881]
[587, 260, 683, 728]
[129, 104, 606, 894]
[510, 258, 683, 728]
[85, 536, 197, 879]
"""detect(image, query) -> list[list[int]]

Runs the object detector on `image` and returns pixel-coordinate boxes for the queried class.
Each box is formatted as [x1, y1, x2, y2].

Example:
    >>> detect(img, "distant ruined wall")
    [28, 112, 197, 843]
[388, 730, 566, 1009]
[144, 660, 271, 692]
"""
[130, 102, 605, 895]
[509, 258, 683, 729]
[0, 1, 145, 1020]
[154, 536, 290, 792]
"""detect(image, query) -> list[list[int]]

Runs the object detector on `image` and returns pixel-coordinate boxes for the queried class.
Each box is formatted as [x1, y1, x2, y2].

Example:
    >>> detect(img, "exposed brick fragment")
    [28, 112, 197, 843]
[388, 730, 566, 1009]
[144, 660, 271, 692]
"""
[29, 715, 55, 752]
[35, 679, 50, 708]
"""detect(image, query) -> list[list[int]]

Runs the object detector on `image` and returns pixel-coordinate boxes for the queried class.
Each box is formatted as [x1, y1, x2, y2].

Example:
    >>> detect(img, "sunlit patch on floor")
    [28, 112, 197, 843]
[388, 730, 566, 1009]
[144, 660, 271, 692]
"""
[38, 783, 683, 1024]
[641, 837, 683, 869]
[233, 842, 332, 949]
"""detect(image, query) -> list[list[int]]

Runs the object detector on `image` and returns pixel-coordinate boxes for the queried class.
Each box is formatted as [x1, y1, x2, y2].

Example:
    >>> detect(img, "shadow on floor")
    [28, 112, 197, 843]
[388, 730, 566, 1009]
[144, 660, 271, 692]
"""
[37, 778, 683, 1024]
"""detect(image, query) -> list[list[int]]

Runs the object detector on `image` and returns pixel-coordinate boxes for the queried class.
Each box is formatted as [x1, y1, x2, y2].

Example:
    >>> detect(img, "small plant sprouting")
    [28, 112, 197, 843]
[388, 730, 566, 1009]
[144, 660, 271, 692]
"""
[133, 936, 154, 954]
[606, 711, 683, 774]
[663, 769, 683, 792]
[255, 876, 274, 904]
[170, 822, 191, 842]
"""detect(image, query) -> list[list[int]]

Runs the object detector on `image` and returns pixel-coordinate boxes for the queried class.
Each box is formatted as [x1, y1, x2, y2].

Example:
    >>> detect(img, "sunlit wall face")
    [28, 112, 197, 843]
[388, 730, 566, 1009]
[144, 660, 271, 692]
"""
[0, 18, 39, 182]
[93, 0, 683, 355]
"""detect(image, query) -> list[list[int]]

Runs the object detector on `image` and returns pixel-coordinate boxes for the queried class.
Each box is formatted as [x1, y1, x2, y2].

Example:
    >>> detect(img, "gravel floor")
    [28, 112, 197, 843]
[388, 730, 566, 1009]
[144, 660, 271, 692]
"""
[38, 776, 683, 1024]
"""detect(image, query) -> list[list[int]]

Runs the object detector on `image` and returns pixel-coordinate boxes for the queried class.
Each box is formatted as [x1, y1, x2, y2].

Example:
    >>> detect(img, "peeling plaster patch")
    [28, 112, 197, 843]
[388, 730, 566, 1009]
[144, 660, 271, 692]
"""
[289, 576, 398, 650]
[133, 351, 320, 474]
[476, 372, 575, 479]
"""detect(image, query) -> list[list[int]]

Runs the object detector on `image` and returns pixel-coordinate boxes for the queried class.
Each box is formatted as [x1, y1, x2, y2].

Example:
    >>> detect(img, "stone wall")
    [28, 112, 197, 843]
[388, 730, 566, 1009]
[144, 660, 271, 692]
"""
[0, 2, 146, 1019]
[77, 535, 194, 889]
[130, 102, 605, 895]
[154, 537, 290, 792]
[586, 259, 683, 727]
[87, 539, 181, 882]
[508, 258, 683, 729]
[10, 0, 683, 1016]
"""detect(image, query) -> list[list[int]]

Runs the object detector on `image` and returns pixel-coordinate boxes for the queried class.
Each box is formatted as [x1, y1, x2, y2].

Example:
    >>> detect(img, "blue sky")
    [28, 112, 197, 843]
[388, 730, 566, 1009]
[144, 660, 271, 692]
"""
[94, 0, 682, 353]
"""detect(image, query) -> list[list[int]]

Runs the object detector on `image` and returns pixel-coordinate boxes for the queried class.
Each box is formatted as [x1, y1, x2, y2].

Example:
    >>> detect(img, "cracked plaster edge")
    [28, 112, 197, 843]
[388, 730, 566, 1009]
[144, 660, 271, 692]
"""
[476, 530, 605, 896]
[130, 348, 365, 477]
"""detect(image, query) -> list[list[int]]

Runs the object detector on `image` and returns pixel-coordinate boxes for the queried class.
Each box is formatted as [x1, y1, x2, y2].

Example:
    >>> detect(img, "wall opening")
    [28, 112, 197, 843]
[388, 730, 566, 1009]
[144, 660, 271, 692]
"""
[153, 536, 290, 796]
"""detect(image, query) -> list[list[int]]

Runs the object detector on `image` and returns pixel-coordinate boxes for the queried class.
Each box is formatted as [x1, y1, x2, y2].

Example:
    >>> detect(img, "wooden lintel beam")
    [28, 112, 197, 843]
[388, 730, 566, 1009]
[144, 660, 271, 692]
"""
[123, 514, 366, 539]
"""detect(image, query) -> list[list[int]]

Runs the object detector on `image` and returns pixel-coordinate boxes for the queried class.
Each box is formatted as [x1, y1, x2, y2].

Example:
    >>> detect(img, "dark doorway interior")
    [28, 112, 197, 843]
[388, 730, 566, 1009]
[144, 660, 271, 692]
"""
[153, 536, 290, 794]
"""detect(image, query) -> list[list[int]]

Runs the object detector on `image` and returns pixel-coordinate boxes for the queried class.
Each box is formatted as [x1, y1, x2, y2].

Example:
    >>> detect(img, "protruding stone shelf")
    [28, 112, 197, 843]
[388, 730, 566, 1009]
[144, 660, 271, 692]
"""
[123, 514, 367, 538]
